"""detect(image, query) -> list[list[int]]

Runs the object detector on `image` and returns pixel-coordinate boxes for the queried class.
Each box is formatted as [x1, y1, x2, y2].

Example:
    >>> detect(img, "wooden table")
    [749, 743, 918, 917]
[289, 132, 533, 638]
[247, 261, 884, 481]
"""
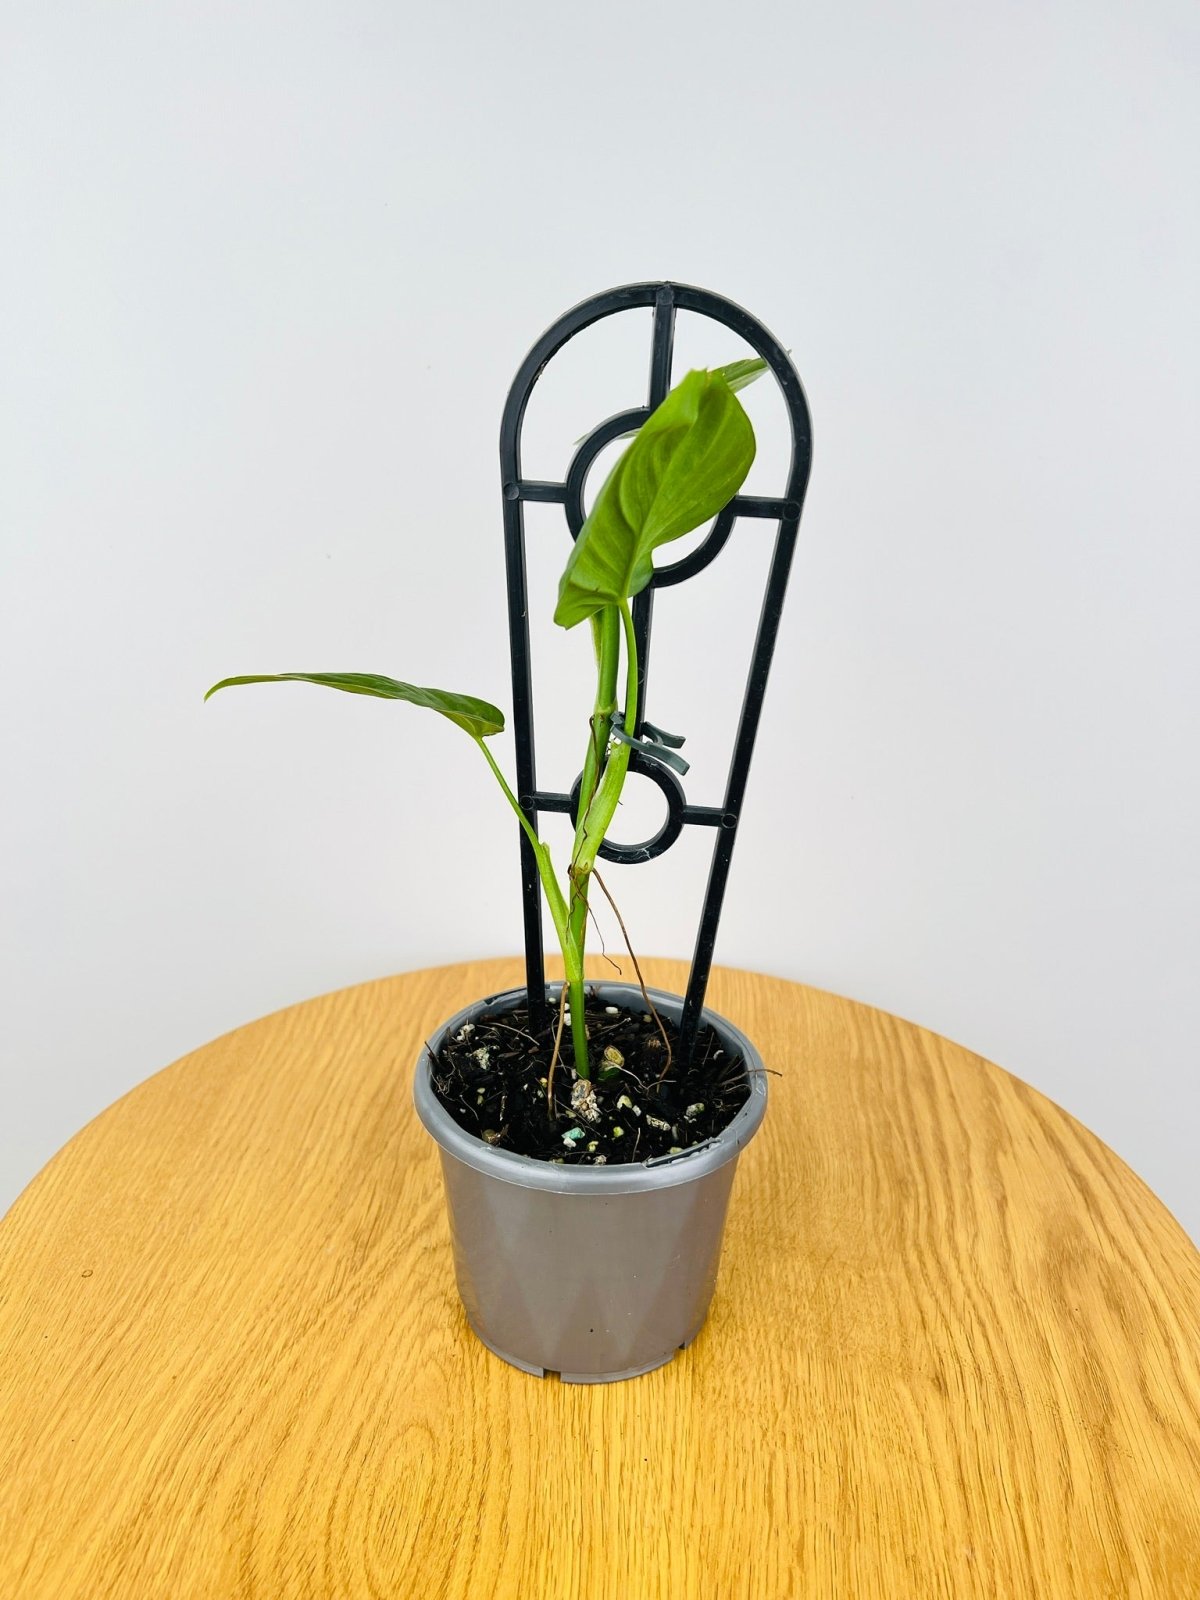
[2, 959, 1199, 1598]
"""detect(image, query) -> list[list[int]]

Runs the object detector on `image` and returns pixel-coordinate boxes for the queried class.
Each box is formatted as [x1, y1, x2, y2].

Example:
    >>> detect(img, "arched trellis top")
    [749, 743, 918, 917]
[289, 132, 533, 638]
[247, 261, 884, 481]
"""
[499, 281, 813, 1054]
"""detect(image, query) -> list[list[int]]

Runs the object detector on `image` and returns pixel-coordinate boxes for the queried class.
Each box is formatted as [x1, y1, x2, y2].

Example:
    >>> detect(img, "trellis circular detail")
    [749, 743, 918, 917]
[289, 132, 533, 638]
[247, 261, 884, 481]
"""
[568, 749, 686, 864]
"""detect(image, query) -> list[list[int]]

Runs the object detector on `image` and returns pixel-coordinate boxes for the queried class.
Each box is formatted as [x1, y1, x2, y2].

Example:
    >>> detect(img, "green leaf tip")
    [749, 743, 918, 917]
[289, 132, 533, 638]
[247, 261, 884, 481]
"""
[712, 356, 769, 394]
[569, 357, 770, 446]
[203, 672, 505, 738]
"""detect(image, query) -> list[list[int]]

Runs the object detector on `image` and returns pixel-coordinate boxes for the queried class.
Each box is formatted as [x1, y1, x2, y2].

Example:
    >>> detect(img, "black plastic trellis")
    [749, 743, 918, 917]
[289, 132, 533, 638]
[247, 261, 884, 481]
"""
[500, 281, 812, 1058]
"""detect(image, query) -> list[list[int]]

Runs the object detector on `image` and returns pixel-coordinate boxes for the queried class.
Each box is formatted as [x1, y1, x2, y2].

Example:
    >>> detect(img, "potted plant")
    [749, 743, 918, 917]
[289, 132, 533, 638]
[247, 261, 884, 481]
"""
[208, 321, 795, 1382]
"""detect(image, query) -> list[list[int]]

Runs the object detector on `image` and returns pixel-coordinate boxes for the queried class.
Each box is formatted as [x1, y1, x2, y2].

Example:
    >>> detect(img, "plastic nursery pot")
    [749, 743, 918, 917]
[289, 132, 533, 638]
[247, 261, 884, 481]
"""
[413, 981, 768, 1384]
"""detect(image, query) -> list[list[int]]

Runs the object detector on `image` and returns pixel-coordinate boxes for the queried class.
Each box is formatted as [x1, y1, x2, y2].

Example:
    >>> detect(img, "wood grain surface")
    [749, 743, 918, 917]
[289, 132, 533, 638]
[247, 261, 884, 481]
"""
[2, 958, 1199, 1599]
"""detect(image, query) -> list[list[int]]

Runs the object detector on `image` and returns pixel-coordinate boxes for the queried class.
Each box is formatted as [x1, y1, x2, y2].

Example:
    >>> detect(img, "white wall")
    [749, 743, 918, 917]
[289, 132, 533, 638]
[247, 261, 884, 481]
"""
[3, 1, 1197, 1238]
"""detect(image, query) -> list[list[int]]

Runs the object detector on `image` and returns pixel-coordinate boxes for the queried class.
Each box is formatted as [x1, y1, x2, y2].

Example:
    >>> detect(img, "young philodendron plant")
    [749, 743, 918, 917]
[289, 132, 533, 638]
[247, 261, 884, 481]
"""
[207, 358, 766, 1087]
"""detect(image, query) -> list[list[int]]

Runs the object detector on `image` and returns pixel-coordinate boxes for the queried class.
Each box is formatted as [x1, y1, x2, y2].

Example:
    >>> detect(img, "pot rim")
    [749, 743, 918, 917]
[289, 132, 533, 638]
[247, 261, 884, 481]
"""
[413, 981, 768, 1195]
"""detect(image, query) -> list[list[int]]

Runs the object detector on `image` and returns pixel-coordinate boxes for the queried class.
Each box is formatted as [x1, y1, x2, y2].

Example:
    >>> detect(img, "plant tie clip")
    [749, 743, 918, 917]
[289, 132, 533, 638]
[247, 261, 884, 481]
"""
[610, 712, 690, 776]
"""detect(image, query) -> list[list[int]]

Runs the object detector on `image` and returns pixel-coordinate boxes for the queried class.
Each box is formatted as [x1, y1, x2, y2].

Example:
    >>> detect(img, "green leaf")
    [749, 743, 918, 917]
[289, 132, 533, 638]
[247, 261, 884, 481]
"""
[204, 672, 505, 738]
[554, 369, 756, 629]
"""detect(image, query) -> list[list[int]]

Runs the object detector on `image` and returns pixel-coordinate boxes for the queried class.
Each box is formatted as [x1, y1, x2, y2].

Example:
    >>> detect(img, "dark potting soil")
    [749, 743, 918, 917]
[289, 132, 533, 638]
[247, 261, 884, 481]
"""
[428, 991, 752, 1165]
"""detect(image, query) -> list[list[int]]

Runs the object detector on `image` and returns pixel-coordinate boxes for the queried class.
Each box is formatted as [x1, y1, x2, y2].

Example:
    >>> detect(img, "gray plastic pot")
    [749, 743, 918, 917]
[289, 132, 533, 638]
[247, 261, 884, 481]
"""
[413, 981, 767, 1383]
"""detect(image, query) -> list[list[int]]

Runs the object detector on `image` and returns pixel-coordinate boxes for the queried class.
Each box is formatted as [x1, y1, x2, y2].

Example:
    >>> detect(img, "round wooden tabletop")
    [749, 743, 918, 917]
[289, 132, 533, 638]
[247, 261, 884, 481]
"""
[2, 959, 1199, 1598]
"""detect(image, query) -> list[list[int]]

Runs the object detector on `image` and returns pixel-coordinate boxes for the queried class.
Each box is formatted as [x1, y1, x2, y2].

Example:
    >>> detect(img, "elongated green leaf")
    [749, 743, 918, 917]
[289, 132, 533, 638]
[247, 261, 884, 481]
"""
[554, 369, 756, 629]
[204, 672, 505, 738]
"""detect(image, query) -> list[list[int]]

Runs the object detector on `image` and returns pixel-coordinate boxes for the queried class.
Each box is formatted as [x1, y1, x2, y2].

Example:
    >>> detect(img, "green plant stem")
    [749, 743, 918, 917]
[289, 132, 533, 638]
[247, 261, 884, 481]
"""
[565, 968, 591, 1093]
[573, 609, 620, 865]
[474, 601, 636, 1087]
[472, 736, 570, 950]
[560, 599, 639, 1076]
[473, 735, 591, 1086]
[576, 599, 638, 861]
[555, 606, 619, 1074]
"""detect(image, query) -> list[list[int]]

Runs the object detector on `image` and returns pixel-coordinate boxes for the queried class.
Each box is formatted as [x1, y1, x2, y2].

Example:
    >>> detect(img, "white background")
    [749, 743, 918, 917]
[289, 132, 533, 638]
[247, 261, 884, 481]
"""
[2, 2, 1197, 1238]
